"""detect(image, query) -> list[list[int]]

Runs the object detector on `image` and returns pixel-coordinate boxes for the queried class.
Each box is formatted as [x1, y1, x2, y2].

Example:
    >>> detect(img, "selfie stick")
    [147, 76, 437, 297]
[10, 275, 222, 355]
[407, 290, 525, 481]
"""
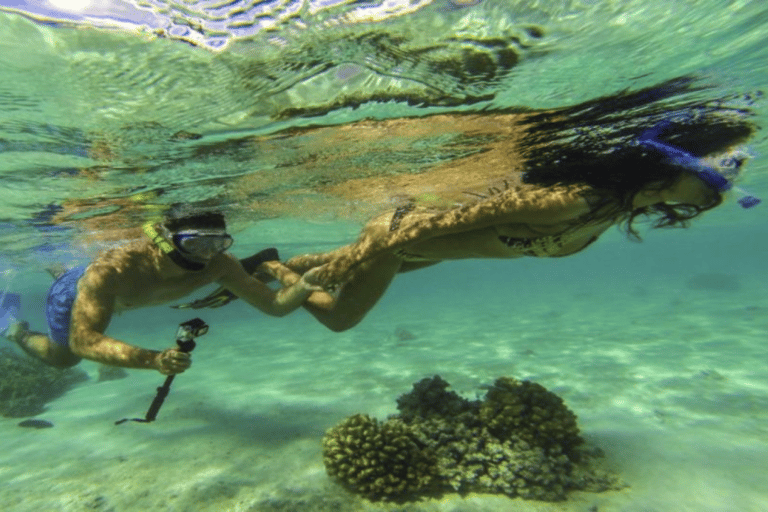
[116, 318, 209, 425]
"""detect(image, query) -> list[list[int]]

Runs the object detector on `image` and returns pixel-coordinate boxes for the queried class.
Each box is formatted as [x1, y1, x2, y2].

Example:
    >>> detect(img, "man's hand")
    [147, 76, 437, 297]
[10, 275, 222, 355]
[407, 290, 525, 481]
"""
[155, 348, 191, 375]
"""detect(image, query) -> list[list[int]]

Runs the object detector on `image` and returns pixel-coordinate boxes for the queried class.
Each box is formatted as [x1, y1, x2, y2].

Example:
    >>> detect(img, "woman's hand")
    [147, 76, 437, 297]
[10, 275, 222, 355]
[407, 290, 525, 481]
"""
[299, 265, 340, 292]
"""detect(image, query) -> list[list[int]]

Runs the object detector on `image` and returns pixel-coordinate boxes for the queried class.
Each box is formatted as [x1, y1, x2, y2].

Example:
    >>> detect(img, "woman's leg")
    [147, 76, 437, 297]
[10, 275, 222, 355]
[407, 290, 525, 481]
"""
[284, 211, 393, 276]
[287, 212, 397, 288]
[302, 253, 403, 332]
[284, 249, 344, 274]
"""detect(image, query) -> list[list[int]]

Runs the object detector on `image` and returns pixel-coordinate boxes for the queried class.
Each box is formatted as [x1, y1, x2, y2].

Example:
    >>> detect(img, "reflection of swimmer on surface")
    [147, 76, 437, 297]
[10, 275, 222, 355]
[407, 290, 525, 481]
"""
[189, 78, 760, 332]
[4, 211, 329, 375]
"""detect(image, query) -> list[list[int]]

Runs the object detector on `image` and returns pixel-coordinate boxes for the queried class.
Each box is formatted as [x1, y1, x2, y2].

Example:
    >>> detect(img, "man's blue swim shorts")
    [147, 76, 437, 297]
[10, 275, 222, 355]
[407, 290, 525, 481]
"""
[46, 265, 87, 347]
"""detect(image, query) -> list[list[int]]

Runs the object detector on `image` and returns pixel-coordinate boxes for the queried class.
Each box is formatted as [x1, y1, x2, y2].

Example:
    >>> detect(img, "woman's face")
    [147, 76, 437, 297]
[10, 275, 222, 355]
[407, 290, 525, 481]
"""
[662, 172, 720, 207]
[633, 172, 719, 209]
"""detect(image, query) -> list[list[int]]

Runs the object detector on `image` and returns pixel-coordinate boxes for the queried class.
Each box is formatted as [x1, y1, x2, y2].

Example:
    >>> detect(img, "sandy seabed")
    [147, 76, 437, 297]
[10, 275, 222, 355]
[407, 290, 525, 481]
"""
[2, 228, 768, 512]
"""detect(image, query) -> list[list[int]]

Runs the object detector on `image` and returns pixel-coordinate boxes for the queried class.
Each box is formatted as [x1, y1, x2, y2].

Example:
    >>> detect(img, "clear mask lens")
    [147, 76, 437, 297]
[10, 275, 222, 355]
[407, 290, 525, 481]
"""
[173, 232, 233, 257]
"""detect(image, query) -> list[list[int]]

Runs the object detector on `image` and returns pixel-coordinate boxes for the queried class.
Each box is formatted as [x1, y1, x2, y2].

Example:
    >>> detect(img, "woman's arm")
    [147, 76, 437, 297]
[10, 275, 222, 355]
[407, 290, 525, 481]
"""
[312, 184, 593, 285]
[392, 185, 590, 241]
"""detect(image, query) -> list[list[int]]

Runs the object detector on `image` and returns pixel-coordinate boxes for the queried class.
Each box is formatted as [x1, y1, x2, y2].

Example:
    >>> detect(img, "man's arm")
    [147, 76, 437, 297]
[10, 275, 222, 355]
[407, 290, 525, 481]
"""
[68, 267, 187, 375]
[216, 254, 329, 316]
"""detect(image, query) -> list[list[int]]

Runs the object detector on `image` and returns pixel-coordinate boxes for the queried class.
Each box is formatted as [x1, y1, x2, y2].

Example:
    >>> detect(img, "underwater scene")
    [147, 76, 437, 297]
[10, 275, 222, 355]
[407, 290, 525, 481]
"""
[1, 0, 767, 511]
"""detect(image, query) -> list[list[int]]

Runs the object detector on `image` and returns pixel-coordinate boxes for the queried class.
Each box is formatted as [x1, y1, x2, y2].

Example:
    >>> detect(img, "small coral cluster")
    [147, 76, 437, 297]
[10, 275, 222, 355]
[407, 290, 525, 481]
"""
[322, 375, 621, 501]
[0, 346, 88, 417]
[321, 414, 435, 499]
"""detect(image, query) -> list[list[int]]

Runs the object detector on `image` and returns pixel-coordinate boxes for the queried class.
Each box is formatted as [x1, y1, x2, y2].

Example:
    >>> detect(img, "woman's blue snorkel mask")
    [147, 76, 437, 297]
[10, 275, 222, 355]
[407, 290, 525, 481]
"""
[638, 121, 760, 209]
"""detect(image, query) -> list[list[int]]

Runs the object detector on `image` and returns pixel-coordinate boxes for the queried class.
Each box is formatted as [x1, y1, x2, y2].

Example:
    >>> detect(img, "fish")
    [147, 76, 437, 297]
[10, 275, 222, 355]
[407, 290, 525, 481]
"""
[18, 419, 54, 429]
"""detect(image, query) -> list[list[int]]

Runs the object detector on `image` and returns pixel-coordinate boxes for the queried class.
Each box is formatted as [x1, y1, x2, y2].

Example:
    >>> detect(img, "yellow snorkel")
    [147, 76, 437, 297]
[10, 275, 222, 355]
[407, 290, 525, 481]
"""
[142, 222, 205, 271]
[143, 222, 176, 254]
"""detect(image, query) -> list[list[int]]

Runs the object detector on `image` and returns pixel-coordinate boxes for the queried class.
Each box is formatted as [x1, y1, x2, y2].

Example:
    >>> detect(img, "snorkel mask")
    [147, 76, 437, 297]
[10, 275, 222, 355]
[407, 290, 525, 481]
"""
[172, 230, 233, 260]
[143, 223, 233, 271]
[638, 121, 760, 209]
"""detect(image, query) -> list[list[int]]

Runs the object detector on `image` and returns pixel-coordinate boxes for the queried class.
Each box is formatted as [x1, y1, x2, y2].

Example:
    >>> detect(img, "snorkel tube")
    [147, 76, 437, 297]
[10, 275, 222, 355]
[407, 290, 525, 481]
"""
[638, 121, 760, 209]
[142, 222, 206, 271]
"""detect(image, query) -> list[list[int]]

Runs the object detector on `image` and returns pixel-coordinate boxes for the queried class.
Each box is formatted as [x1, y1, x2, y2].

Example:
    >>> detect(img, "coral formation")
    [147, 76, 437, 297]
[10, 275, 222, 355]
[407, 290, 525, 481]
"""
[394, 327, 417, 342]
[321, 413, 435, 500]
[395, 374, 477, 422]
[0, 346, 88, 417]
[479, 377, 582, 459]
[322, 375, 622, 502]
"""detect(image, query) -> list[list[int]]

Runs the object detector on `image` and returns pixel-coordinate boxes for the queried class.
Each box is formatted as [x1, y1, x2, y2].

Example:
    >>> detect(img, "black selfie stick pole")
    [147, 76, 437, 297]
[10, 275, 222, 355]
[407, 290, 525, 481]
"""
[116, 318, 208, 425]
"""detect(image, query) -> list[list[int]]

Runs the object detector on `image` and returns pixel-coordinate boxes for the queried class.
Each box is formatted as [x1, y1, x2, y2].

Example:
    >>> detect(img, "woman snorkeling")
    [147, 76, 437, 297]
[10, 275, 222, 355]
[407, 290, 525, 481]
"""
[185, 77, 760, 332]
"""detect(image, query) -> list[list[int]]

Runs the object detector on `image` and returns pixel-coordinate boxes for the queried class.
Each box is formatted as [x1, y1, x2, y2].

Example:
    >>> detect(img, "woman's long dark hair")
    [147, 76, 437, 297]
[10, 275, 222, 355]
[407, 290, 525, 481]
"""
[517, 77, 759, 237]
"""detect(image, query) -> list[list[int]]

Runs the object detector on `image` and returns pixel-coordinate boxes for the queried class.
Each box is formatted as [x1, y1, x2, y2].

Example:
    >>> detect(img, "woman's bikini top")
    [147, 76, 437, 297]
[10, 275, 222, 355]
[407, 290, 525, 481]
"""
[497, 231, 599, 258]
[390, 194, 612, 262]
[393, 230, 599, 262]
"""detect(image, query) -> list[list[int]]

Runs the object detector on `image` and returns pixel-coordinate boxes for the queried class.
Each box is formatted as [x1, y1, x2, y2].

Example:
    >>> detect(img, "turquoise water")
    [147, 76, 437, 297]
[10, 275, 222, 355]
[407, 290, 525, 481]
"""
[1, 1, 768, 511]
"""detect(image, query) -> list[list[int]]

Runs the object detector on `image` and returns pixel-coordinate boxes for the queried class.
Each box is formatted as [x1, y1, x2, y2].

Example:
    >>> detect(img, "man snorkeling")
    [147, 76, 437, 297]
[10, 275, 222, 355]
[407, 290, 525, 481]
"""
[4, 210, 328, 375]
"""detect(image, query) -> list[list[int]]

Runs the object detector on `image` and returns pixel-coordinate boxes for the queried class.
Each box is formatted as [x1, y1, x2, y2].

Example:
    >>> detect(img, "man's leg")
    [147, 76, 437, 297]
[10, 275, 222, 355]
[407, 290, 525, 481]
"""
[6, 321, 81, 368]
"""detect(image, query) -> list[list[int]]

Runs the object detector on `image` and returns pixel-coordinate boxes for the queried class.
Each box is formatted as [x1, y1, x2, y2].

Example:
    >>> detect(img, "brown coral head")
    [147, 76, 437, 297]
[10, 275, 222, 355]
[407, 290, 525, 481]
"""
[321, 414, 435, 501]
[395, 375, 477, 422]
[479, 377, 583, 458]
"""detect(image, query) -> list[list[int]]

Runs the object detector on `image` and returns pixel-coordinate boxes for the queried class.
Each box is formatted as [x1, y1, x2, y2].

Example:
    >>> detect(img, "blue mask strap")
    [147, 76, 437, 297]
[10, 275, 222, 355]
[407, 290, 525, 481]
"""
[638, 122, 760, 209]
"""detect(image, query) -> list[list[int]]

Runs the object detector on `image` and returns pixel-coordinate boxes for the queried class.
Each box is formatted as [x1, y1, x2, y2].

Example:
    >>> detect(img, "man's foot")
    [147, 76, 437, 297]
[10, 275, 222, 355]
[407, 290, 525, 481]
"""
[5, 320, 29, 343]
